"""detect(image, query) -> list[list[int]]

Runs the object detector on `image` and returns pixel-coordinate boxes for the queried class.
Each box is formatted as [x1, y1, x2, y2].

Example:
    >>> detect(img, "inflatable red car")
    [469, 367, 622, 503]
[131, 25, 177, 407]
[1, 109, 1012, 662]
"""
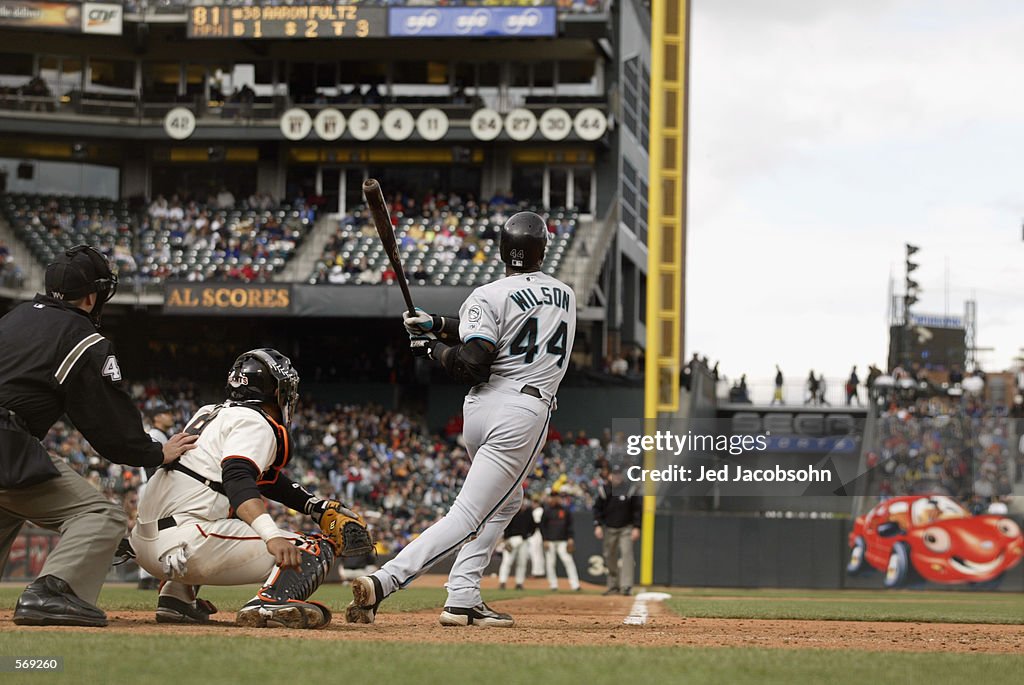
[847, 495, 1023, 587]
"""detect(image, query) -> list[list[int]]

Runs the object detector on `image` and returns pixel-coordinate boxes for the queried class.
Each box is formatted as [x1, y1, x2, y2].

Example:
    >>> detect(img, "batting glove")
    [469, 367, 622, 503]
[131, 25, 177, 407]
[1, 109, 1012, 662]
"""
[410, 336, 439, 360]
[403, 308, 433, 336]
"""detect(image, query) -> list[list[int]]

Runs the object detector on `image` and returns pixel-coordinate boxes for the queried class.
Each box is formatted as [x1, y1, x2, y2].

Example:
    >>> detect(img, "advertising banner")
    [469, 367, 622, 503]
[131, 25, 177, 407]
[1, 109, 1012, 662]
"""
[388, 6, 556, 37]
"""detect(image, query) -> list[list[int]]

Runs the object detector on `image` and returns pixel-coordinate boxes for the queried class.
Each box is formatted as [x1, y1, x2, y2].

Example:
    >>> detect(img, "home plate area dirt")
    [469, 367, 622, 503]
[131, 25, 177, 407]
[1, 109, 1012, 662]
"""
[2, 594, 1022, 653]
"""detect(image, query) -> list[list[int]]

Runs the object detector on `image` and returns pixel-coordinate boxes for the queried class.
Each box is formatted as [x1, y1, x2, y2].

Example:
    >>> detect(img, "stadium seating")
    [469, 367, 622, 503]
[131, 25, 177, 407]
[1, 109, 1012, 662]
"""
[0, 193, 312, 285]
[310, 205, 577, 287]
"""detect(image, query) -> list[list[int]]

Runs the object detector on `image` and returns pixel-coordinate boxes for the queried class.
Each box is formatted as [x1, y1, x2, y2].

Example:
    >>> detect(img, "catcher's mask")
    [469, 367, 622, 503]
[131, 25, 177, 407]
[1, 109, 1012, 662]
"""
[225, 348, 300, 425]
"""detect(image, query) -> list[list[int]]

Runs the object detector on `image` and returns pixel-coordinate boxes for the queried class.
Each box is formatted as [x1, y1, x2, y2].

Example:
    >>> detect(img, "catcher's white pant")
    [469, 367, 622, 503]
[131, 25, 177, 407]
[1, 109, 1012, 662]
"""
[372, 382, 551, 608]
[130, 516, 286, 586]
[544, 541, 580, 590]
[498, 535, 529, 586]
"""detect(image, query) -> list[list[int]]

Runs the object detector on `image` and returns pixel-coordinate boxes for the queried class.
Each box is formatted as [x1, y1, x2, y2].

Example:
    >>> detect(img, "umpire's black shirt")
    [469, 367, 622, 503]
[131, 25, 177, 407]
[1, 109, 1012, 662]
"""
[593, 479, 642, 529]
[0, 295, 163, 478]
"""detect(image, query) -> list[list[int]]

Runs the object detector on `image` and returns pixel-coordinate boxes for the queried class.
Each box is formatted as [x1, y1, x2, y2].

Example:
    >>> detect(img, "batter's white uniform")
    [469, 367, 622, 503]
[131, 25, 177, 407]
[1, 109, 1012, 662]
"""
[130, 404, 295, 586]
[373, 271, 576, 607]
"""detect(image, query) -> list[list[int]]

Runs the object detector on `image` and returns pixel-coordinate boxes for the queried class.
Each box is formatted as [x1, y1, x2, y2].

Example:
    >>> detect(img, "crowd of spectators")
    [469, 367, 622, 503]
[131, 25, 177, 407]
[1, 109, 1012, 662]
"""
[865, 394, 1017, 508]
[2, 192, 312, 286]
[310, 190, 575, 286]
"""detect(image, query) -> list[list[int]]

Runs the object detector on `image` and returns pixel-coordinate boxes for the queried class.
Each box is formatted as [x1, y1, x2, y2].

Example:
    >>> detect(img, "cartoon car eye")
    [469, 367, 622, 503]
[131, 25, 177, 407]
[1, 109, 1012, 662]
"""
[922, 527, 950, 553]
[995, 519, 1021, 538]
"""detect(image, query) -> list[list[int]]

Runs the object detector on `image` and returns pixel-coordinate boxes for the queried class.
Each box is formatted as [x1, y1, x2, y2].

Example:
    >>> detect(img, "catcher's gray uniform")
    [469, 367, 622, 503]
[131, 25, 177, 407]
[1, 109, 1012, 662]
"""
[373, 272, 575, 607]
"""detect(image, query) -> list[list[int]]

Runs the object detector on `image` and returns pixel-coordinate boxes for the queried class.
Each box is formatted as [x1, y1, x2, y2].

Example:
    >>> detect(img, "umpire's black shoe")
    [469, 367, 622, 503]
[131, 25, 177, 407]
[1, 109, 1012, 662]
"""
[602, 587, 621, 596]
[439, 603, 514, 627]
[13, 575, 108, 627]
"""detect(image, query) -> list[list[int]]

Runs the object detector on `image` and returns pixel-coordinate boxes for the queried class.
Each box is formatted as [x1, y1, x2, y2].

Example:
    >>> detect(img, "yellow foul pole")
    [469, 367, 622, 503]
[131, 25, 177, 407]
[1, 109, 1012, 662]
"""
[640, 0, 689, 587]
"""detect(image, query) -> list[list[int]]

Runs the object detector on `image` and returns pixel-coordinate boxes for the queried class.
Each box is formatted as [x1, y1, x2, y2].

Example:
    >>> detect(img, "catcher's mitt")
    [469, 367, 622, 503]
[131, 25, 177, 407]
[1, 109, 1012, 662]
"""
[318, 505, 374, 558]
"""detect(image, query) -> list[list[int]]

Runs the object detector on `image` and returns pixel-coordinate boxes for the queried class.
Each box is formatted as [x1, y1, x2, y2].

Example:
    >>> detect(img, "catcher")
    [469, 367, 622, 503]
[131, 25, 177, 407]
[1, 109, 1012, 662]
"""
[129, 348, 372, 628]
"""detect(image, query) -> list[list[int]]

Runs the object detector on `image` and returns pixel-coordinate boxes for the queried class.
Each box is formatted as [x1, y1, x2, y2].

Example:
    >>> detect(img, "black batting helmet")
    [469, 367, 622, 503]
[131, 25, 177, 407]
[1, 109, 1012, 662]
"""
[226, 348, 300, 424]
[45, 245, 118, 327]
[499, 212, 548, 272]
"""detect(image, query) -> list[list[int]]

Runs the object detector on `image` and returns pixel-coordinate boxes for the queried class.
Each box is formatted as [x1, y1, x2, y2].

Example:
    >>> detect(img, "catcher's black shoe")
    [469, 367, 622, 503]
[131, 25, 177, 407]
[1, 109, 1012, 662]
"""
[13, 575, 108, 627]
[345, 575, 383, 624]
[236, 596, 332, 629]
[156, 595, 217, 624]
[439, 603, 514, 627]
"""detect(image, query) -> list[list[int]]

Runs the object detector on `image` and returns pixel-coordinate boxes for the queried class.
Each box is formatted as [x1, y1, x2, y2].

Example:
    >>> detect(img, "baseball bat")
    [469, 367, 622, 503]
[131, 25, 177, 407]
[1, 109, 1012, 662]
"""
[363, 178, 416, 313]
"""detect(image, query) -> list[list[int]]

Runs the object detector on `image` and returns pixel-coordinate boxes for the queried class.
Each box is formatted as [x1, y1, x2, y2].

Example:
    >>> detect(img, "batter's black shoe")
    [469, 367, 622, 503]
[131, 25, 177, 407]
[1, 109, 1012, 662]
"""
[345, 575, 384, 624]
[155, 596, 217, 624]
[602, 587, 621, 596]
[621, 587, 633, 596]
[13, 575, 108, 627]
[439, 603, 514, 627]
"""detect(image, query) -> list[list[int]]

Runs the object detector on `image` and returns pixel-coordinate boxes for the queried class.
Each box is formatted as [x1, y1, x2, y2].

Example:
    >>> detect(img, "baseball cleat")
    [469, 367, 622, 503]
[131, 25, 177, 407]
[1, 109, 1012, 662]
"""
[236, 598, 332, 629]
[439, 603, 514, 627]
[345, 575, 384, 624]
[155, 595, 217, 624]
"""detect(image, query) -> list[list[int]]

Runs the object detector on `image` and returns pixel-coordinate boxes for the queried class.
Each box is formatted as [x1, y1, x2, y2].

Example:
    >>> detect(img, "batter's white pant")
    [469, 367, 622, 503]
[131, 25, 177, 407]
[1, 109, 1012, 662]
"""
[130, 516, 286, 587]
[497, 535, 529, 586]
[372, 382, 551, 608]
[544, 541, 580, 590]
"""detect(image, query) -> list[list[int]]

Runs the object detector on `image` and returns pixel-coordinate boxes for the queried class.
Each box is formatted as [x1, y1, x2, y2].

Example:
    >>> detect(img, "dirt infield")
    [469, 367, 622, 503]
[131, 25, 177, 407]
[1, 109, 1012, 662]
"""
[2, 594, 1022, 654]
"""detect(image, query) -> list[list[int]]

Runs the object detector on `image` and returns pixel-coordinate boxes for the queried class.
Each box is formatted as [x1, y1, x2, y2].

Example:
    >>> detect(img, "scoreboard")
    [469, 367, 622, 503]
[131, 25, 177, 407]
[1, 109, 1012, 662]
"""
[188, 5, 388, 39]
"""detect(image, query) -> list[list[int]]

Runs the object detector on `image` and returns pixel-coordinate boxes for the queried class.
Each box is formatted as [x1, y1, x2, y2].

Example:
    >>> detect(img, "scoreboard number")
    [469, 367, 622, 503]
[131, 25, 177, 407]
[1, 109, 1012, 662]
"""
[163, 107, 196, 140]
[470, 108, 502, 141]
[349, 108, 381, 141]
[382, 109, 414, 141]
[504, 108, 537, 141]
[314, 108, 346, 141]
[416, 108, 449, 141]
[188, 5, 386, 39]
[539, 108, 572, 141]
[573, 108, 608, 141]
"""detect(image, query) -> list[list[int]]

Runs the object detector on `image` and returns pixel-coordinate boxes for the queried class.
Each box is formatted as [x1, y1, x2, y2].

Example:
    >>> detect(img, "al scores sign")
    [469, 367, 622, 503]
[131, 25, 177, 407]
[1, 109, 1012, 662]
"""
[0, 1, 121, 34]
[389, 6, 556, 37]
[164, 283, 292, 316]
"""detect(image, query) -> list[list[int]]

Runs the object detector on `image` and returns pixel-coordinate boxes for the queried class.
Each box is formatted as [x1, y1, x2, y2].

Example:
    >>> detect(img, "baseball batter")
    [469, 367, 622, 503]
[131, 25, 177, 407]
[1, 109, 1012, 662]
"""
[130, 348, 372, 628]
[347, 211, 576, 627]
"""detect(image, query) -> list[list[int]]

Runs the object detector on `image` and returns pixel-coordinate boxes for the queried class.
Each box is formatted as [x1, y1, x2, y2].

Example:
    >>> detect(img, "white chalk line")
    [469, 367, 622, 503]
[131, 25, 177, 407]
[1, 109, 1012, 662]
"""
[622, 591, 672, 626]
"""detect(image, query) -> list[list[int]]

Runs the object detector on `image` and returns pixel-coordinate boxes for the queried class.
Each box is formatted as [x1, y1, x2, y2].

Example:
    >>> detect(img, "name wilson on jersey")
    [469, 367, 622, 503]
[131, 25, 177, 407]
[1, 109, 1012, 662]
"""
[508, 286, 572, 313]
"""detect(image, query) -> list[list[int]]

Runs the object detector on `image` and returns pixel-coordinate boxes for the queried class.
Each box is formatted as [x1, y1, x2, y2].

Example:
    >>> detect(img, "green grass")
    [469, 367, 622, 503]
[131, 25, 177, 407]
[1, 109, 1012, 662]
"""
[663, 588, 1024, 624]
[0, 633, 1020, 685]
[0, 583, 552, 615]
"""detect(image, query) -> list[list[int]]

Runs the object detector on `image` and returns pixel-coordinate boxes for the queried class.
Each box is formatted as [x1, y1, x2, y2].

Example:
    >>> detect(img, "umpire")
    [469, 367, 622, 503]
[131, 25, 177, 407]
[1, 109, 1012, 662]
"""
[593, 465, 642, 596]
[0, 245, 196, 626]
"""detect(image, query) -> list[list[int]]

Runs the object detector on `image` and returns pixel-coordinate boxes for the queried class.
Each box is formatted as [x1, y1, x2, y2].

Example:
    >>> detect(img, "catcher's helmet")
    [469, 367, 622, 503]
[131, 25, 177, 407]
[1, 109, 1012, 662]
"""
[226, 348, 300, 424]
[499, 212, 548, 272]
[45, 245, 118, 327]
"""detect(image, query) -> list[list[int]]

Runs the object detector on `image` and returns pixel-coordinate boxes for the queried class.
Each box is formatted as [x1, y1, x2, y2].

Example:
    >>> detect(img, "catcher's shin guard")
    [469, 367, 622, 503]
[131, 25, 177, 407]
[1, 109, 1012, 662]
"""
[237, 534, 335, 629]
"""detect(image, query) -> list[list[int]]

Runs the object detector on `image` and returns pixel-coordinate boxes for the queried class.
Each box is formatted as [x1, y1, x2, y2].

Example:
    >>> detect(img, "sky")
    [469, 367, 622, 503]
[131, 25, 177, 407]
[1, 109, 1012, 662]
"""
[685, 0, 1024, 383]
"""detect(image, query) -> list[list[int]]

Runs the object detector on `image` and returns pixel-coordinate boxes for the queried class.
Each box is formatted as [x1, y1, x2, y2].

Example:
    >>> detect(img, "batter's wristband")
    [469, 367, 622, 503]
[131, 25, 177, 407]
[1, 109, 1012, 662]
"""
[251, 513, 285, 542]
